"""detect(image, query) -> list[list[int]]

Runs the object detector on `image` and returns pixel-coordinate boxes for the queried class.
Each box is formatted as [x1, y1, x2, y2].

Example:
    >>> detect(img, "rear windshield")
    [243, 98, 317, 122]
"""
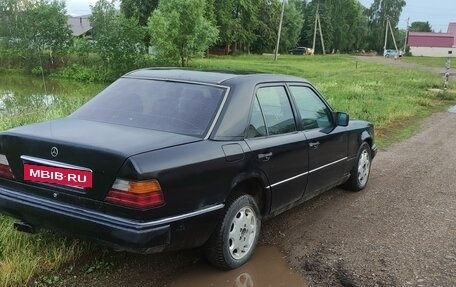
[71, 78, 226, 137]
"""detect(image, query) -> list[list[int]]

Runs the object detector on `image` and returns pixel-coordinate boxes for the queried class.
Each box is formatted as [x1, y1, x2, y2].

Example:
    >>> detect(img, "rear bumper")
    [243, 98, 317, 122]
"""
[0, 184, 224, 253]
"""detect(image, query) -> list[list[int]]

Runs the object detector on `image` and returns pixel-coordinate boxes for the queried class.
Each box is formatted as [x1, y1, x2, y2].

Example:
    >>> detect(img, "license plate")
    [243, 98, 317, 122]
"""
[23, 164, 92, 188]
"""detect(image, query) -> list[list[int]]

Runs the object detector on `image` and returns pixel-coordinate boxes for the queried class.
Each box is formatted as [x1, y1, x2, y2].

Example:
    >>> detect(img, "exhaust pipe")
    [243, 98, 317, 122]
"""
[13, 221, 35, 234]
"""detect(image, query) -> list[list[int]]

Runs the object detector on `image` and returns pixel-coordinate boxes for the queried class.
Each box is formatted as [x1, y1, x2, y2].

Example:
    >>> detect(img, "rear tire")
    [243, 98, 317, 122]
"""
[343, 142, 372, 191]
[204, 194, 261, 270]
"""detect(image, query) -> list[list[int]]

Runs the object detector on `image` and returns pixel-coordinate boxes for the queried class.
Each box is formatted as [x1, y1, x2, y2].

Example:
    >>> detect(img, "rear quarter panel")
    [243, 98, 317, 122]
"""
[109, 140, 253, 220]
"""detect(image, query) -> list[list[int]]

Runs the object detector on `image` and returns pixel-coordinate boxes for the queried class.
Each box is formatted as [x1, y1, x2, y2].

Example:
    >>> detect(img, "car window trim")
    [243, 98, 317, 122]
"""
[245, 130, 301, 141]
[205, 86, 231, 140]
[253, 94, 269, 137]
[246, 83, 298, 139]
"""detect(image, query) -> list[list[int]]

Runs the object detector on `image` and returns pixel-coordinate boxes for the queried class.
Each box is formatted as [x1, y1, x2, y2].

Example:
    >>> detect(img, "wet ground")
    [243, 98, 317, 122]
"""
[165, 246, 307, 287]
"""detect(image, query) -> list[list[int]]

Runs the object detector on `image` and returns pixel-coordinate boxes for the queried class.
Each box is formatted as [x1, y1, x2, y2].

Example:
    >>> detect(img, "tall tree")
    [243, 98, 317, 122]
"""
[120, 0, 158, 26]
[0, 0, 72, 71]
[305, 0, 334, 53]
[296, 0, 310, 47]
[148, 0, 218, 66]
[334, 0, 368, 51]
[409, 21, 432, 32]
[213, 0, 266, 53]
[280, 0, 304, 52]
[367, 0, 406, 51]
[251, 0, 281, 53]
[301, 0, 367, 53]
[91, 0, 145, 72]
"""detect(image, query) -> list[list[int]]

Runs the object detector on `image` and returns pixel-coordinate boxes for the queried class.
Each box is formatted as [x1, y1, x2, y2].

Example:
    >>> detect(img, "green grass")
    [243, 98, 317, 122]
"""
[0, 75, 104, 287]
[0, 216, 87, 287]
[402, 56, 453, 68]
[0, 54, 455, 286]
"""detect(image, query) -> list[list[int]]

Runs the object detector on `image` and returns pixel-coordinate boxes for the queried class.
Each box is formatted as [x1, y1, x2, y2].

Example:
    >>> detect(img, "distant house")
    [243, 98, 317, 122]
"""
[449, 22, 456, 47]
[67, 15, 92, 38]
[408, 23, 456, 57]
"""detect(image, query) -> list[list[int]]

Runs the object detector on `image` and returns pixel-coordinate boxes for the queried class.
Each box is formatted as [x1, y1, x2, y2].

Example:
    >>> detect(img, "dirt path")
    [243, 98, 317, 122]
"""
[52, 109, 456, 287]
[262, 109, 456, 286]
[355, 56, 455, 80]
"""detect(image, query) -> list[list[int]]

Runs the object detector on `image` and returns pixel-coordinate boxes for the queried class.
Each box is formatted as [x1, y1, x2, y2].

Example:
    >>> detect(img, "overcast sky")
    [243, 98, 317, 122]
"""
[358, 0, 456, 31]
[66, 0, 456, 32]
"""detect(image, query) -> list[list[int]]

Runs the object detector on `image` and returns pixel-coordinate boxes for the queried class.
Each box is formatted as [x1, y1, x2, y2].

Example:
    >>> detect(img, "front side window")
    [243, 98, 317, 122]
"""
[289, 86, 332, 131]
[256, 86, 296, 136]
[71, 78, 226, 137]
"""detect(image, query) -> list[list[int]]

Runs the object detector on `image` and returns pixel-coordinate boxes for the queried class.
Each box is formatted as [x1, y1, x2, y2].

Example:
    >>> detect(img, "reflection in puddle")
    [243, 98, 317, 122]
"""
[166, 246, 307, 287]
[449, 105, 456, 113]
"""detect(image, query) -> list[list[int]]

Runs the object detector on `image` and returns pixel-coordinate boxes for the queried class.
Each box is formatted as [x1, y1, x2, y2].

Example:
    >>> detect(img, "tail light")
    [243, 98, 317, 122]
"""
[0, 154, 14, 179]
[105, 178, 165, 209]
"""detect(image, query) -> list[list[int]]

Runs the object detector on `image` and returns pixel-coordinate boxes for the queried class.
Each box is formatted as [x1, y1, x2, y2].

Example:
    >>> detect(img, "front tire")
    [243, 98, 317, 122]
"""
[204, 194, 261, 270]
[343, 142, 372, 191]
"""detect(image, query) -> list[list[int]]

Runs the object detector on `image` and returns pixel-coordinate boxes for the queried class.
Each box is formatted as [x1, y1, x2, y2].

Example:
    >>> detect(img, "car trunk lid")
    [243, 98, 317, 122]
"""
[0, 117, 201, 201]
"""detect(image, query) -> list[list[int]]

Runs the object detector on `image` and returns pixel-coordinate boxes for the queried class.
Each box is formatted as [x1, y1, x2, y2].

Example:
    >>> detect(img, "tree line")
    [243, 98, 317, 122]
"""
[0, 0, 409, 77]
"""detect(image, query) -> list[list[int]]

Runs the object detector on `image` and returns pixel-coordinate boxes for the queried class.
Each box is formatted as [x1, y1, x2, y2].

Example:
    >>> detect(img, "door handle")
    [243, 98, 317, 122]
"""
[309, 141, 320, 149]
[258, 152, 273, 161]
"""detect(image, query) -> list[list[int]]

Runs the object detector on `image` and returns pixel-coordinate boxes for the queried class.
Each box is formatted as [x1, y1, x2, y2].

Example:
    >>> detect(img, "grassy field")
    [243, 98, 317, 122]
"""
[0, 76, 104, 287]
[0, 54, 455, 286]
[402, 56, 453, 68]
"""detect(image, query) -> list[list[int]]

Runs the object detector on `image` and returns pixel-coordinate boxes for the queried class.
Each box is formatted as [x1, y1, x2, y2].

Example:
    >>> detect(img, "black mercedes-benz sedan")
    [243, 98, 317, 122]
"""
[0, 69, 377, 269]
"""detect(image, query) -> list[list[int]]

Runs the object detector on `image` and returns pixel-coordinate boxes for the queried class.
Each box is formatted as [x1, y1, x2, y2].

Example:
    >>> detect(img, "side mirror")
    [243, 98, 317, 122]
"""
[335, 112, 349, 127]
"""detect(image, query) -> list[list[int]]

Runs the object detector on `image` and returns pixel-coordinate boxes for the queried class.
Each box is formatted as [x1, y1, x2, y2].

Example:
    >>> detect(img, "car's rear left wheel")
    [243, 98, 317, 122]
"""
[204, 194, 261, 270]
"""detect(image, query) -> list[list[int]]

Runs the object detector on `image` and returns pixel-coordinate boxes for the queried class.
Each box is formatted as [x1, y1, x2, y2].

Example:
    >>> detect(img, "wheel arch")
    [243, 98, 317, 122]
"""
[361, 130, 373, 148]
[228, 172, 271, 217]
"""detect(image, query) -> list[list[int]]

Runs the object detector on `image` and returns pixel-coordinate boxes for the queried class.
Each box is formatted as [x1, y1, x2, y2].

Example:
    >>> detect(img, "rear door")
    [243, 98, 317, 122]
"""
[288, 85, 348, 199]
[245, 85, 309, 212]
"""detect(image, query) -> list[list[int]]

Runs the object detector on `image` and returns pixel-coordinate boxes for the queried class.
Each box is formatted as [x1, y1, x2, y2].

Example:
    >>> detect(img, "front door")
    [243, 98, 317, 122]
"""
[288, 85, 348, 199]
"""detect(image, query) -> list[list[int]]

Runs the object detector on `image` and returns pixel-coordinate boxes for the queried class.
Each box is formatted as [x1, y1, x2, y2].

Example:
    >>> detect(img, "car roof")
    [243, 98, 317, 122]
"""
[123, 68, 308, 85]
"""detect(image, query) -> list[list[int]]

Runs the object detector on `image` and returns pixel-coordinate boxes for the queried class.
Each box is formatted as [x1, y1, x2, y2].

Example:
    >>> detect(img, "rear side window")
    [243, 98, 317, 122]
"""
[71, 78, 226, 137]
[255, 86, 296, 136]
[246, 96, 267, 138]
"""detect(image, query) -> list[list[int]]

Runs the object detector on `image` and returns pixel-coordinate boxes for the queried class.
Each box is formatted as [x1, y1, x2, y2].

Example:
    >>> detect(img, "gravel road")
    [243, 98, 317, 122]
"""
[355, 56, 456, 80]
[260, 109, 456, 286]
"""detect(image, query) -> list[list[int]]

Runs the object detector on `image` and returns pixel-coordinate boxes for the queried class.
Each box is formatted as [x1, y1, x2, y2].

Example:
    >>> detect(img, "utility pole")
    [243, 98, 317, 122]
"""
[383, 17, 399, 56]
[388, 19, 399, 52]
[312, 1, 325, 55]
[317, 10, 325, 54]
[403, 17, 410, 52]
[312, 2, 318, 53]
[274, 0, 286, 61]
[383, 18, 389, 52]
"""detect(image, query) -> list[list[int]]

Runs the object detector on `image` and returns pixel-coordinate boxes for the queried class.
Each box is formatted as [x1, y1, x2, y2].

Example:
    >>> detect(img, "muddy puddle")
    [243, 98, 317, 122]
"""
[448, 105, 456, 113]
[165, 246, 308, 287]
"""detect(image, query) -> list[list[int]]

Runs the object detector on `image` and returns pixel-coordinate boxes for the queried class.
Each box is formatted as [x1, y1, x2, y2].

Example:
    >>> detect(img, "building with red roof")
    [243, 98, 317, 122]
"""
[408, 23, 456, 57]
